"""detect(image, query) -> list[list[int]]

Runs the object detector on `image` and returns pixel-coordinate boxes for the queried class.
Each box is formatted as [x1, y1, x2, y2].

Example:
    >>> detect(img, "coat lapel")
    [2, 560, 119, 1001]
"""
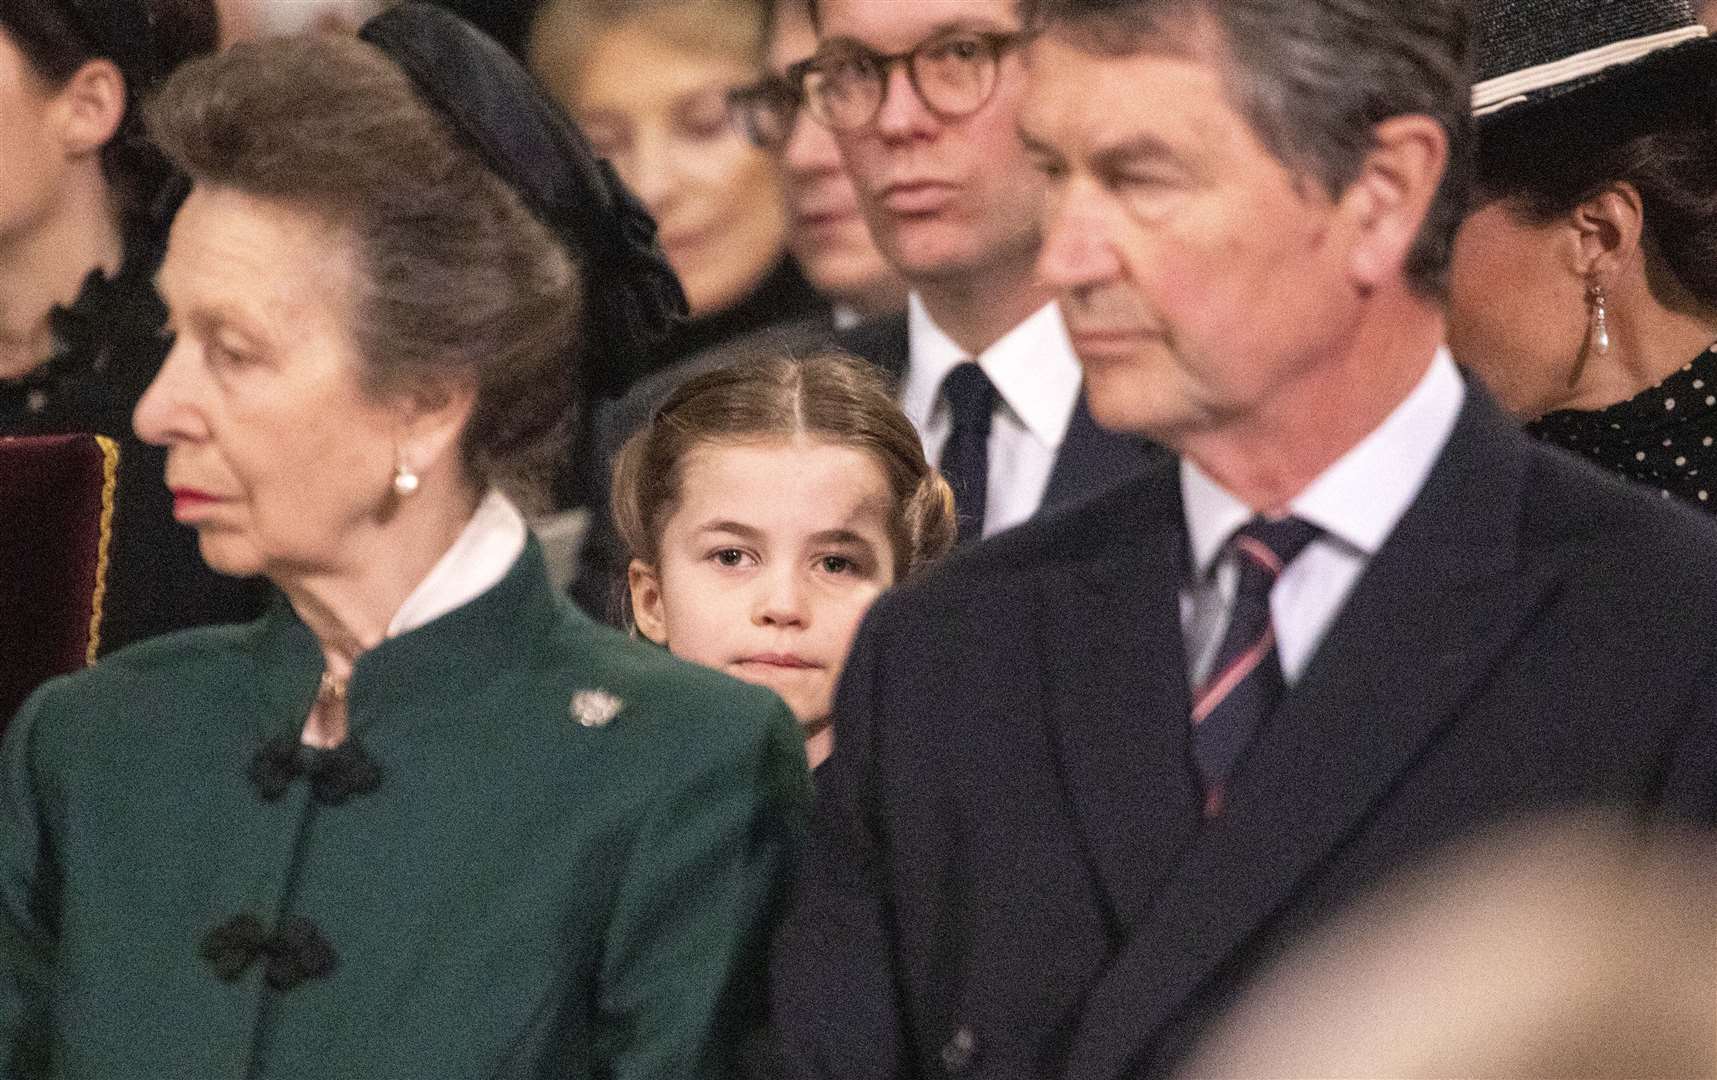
[1035, 465, 1205, 941]
[1065, 390, 1572, 1080]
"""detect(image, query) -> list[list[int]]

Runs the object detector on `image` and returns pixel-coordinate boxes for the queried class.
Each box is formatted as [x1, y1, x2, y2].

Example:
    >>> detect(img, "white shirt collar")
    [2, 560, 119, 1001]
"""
[386, 489, 529, 638]
[1182, 348, 1466, 576]
[899, 293, 1083, 449]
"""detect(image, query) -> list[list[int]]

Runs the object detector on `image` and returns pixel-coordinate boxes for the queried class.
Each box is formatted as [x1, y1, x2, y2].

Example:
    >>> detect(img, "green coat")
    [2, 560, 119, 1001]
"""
[0, 541, 809, 1079]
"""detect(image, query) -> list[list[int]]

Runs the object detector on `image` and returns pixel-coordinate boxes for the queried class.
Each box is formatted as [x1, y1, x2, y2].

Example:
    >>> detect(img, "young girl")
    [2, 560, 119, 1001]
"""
[614, 351, 956, 770]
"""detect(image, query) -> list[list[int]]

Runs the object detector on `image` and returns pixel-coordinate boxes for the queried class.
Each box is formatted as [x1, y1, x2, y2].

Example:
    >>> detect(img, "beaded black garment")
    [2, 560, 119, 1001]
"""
[0, 231, 166, 433]
[1526, 342, 1717, 512]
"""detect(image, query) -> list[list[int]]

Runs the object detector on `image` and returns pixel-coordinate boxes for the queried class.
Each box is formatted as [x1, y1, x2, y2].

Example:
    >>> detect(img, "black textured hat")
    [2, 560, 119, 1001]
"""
[359, 3, 687, 397]
[1473, 0, 1717, 123]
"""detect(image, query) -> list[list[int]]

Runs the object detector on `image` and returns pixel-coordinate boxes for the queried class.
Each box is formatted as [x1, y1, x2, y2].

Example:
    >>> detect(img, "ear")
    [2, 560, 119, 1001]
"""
[1339, 114, 1449, 290]
[51, 58, 127, 158]
[394, 379, 478, 486]
[1566, 183, 1644, 282]
[627, 559, 670, 645]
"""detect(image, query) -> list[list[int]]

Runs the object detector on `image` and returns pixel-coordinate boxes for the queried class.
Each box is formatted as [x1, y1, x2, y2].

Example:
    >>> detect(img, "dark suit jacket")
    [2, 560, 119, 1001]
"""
[570, 311, 1160, 622]
[771, 385, 1717, 1080]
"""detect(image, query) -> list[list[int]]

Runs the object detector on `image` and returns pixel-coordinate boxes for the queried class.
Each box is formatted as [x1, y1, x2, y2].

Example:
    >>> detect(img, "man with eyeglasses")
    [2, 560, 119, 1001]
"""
[769, 0, 1153, 549]
[726, 0, 903, 325]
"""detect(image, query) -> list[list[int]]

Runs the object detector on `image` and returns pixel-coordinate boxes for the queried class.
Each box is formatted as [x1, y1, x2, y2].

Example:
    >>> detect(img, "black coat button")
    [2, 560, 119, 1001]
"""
[940, 1025, 978, 1074]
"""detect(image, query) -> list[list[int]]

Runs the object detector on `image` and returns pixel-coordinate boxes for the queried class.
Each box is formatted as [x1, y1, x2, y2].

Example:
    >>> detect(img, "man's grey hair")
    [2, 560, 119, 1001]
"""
[1036, 0, 1470, 300]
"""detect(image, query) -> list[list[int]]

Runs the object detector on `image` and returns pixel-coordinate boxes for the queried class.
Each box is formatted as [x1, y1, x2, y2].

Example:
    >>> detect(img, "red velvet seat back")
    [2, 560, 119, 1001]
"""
[0, 434, 116, 732]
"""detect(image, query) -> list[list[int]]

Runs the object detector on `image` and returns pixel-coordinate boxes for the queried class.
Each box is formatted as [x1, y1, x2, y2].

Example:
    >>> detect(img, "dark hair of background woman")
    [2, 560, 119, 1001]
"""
[1474, 64, 1717, 310]
[0, 0, 218, 219]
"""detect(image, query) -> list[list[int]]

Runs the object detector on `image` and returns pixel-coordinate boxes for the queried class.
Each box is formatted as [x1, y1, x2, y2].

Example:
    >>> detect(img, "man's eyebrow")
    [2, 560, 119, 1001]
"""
[820, 19, 1018, 53]
[1091, 132, 1182, 171]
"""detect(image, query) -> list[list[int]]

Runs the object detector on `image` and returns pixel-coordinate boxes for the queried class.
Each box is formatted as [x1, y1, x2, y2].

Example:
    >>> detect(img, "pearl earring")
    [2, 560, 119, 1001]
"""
[1589, 282, 1611, 356]
[392, 454, 419, 497]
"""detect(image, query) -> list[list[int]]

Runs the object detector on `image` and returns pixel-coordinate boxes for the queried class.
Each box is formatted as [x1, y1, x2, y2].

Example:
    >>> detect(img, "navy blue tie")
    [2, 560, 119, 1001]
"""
[937, 363, 998, 547]
[1191, 516, 1320, 816]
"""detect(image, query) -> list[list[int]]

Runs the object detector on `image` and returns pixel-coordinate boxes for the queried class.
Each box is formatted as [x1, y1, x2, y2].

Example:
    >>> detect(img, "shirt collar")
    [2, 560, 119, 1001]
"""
[899, 293, 1083, 448]
[1182, 348, 1466, 576]
[387, 488, 528, 638]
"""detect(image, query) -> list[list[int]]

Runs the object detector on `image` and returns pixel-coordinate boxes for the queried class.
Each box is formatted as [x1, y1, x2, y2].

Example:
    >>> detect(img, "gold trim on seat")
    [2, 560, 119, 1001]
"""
[86, 435, 119, 665]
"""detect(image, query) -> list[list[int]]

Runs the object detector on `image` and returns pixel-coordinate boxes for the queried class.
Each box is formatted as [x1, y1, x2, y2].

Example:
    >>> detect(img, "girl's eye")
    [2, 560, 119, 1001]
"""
[712, 548, 751, 568]
[818, 555, 855, 575]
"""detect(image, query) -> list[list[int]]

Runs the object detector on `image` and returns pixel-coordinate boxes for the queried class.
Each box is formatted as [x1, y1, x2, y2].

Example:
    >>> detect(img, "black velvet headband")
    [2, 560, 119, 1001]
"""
[359, 3, 687, 396]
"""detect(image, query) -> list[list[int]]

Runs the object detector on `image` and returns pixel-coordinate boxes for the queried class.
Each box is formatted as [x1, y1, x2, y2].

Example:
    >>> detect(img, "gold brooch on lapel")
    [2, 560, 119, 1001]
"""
[570, 689, 624, 728]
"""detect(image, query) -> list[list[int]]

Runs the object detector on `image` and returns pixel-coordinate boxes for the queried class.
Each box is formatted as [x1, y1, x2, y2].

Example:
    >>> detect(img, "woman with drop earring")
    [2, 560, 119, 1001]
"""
[1449, 0, 1717, 510]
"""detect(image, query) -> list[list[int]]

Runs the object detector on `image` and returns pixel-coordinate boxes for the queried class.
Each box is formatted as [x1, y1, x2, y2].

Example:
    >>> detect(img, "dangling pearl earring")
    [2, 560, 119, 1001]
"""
[1589, 282, 1611, 357]
[1570, 281, 1610, 390]
[392, 453, 420, 497]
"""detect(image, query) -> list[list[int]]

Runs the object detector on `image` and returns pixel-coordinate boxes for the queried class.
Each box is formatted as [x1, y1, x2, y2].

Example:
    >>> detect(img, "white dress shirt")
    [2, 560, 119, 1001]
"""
[898, 294, 1084, 537]
[387, 489, 528, 638]
[1180, 349, 1466, 687]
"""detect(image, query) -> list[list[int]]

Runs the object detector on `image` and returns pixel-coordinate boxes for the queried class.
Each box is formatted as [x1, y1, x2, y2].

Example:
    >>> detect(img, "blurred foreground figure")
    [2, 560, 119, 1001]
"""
[1186, 815, 1717, 1079]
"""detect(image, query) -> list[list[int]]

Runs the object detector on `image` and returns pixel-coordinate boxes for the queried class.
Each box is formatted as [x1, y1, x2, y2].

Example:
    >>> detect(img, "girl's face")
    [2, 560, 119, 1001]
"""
[568, 21, 786, 316]
[630, 437, 897, 750]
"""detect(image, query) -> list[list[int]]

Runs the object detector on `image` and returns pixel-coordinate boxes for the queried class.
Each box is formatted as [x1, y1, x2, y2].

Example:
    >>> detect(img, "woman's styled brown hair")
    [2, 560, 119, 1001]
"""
[144, 34, 581, 508]
[613, 351, 957, 579]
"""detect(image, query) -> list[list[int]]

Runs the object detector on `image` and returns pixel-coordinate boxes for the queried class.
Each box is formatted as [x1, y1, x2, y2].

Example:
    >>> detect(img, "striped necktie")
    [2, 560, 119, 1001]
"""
[1191, 515, 1321, 817]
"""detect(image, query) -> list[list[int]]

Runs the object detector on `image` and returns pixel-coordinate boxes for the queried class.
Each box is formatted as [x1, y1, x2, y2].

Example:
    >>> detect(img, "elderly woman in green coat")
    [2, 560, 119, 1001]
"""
[0, 7, 807, 1078]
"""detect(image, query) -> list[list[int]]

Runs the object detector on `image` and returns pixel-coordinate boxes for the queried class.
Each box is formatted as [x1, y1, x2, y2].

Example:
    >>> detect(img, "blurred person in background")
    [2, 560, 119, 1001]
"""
[727, 0, 904, 326]
[1450, 0, 1717, 512]
[0, 7, 803, 1076]
[214, 0, 388, 42]
[1186, 814, 1717, 1079]
[530, 0, 824, 392]
[0, 0, 265, 655]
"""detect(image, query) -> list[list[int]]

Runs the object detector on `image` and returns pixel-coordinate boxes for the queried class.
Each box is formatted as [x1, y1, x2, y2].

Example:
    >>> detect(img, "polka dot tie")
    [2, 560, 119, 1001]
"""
[1191, 515, 1321, 817]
